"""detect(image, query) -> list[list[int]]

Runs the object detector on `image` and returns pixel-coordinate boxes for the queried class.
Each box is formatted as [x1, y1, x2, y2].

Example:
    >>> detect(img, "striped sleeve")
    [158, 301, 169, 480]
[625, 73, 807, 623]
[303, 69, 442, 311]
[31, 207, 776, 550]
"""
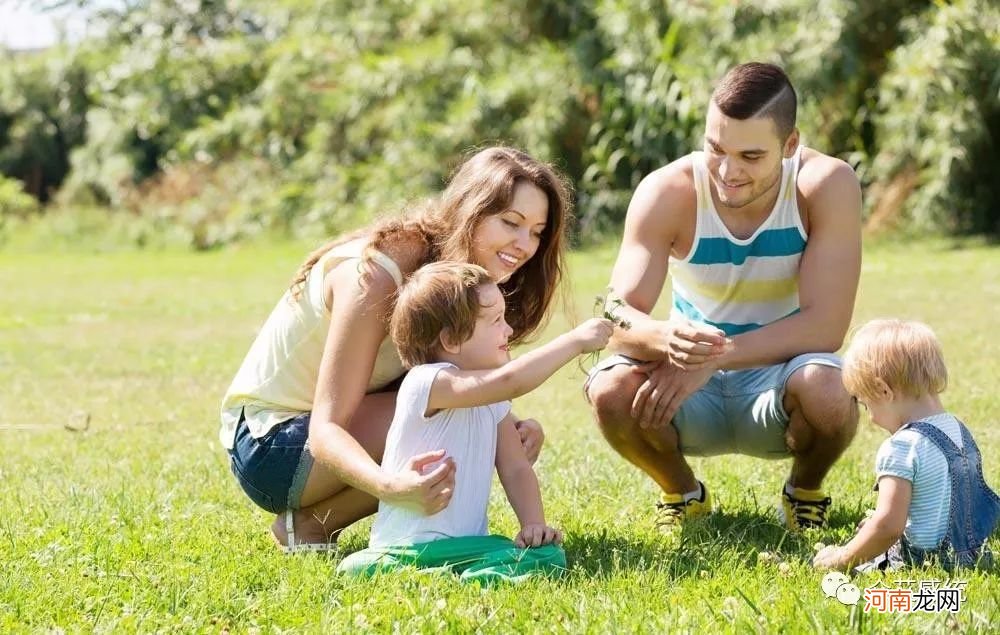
[875, 432, 920, 482]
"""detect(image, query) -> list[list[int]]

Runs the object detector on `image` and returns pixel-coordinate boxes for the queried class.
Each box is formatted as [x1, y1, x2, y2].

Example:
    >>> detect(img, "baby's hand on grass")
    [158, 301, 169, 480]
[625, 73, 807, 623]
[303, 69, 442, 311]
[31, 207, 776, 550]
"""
[812, 545, 848, 571]
[514, 523, 562, 548]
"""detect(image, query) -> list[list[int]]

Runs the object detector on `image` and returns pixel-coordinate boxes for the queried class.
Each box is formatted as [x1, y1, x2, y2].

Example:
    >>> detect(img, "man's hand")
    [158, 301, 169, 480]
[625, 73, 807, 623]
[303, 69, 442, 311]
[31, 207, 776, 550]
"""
[630, 361, 715, 429]
[663, 319, 731, 370]
[514, 523, 563, 548]
[514, 418, 544, 465]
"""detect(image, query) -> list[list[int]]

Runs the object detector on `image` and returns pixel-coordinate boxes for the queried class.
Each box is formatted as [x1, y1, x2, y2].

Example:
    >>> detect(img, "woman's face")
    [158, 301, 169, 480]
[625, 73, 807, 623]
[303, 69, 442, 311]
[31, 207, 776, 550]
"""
[469, 181, 549, 283]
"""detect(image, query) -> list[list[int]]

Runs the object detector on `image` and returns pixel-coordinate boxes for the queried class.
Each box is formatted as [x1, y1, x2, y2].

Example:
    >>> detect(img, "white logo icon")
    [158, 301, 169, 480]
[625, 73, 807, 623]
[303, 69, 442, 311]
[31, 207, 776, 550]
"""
[821, 572, 860, 605]
[836, 583, 861, 605]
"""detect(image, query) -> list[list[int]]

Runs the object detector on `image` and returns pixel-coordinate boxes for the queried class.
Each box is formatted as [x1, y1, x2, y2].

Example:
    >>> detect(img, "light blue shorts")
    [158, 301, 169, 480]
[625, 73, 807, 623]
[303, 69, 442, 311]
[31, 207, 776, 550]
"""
[585, 353, 842, 458]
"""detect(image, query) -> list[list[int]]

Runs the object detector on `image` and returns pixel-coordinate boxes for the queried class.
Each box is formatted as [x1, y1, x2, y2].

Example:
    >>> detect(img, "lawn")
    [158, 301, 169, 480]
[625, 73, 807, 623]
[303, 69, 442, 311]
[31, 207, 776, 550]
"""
[1, 239, 998, 633]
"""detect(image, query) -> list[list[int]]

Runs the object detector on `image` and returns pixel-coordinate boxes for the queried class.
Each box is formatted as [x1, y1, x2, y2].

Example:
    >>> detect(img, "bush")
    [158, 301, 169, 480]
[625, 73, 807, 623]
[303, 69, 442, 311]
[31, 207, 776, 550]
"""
[576, 1, 696, 236]
[867, 0, 1000, 234]
[170, 0, 587, 245]
[0, 48, 90, 202]
[57, 0, 268, 207]
[0, 174, 40, 244]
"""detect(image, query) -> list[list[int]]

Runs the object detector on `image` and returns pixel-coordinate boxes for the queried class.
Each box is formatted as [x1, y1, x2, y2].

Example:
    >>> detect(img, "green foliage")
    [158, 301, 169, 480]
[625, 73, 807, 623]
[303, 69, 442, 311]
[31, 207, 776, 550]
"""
[0, 174, 39, 216]
[71, 0, 589, 244]
[0, 173, 40, 242]
[577, 1, 694, 233]
[1, 0, 998, 246]
[0, 47, 90, 202]
[868, 0, 1000, 234]
[58, 0, 268, 207]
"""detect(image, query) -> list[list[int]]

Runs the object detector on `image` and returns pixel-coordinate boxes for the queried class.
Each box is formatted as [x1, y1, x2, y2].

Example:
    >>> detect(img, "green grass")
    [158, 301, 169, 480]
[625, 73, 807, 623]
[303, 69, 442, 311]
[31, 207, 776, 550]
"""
[1, 239, 998, 633]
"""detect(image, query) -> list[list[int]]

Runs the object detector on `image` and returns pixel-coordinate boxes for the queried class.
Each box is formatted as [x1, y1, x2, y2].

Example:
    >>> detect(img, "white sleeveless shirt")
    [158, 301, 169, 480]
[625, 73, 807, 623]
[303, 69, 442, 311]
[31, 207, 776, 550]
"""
[219, 238, 405, 449]
[371, 363, 511, 547]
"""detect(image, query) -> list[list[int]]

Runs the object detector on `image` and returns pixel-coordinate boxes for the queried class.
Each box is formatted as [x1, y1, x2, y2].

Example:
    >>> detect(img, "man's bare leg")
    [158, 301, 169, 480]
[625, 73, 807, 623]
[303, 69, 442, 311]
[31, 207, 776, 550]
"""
[783, 365, 859, 490]
[587, 365, 699, 495]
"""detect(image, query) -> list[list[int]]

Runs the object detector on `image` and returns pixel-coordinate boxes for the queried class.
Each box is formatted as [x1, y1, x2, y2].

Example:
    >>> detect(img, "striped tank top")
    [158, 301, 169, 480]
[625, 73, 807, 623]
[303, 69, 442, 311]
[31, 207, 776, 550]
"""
[669, 146, 806, 336]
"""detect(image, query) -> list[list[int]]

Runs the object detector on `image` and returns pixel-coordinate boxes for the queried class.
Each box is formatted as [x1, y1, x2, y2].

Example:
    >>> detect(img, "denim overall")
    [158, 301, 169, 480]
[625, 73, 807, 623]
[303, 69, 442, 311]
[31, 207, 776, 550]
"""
[888, 420, 1000, 570]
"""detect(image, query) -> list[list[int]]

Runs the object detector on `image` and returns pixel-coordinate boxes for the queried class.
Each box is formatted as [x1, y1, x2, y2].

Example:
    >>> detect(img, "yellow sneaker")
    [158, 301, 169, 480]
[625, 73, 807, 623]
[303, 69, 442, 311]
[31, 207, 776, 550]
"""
[779, 485, 831, 530]
[655, 481, 712, 530]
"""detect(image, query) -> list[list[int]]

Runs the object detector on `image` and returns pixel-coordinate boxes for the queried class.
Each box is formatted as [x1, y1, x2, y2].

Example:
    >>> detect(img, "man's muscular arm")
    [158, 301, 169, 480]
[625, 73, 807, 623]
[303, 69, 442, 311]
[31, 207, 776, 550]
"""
[607, 159, 727, 362]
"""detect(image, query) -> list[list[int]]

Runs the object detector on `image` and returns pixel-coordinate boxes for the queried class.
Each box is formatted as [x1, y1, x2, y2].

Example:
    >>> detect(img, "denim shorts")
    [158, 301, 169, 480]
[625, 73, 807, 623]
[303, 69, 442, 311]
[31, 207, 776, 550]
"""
[585, 353, 842, 458]
[228, 410, 314, 514]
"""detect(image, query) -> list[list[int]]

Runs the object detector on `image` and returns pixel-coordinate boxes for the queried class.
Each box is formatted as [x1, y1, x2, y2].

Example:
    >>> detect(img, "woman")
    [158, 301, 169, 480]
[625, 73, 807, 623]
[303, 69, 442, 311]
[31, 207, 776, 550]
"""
[220, 146, 572, 551]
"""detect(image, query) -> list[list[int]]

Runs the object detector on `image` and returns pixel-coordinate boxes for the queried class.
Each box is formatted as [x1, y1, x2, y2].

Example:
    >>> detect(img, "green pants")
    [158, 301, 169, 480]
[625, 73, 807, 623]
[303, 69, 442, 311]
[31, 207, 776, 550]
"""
[336, 534, 567, 584]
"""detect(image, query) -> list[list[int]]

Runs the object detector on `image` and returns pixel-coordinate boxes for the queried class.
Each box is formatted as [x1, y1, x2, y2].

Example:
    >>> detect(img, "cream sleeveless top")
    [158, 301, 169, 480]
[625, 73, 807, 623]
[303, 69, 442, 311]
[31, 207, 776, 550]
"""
[219, 238, 405, 449]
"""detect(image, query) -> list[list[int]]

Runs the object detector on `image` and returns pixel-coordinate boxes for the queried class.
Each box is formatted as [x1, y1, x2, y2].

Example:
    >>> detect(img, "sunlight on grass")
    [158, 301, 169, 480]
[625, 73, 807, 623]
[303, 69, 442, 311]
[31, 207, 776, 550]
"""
[1, 240, 998, 632]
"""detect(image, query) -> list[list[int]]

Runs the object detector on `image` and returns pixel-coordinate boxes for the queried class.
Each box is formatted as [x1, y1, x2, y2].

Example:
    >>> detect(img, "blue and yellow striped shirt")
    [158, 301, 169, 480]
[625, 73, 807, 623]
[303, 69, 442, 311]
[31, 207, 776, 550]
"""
[669, 146, 806, 336]
[875, 413, 961, 549]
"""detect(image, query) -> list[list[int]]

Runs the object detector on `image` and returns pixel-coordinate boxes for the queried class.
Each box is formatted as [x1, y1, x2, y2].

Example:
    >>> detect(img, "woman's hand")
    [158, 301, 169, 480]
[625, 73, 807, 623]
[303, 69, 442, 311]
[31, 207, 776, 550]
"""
[514, 418, 544, 465]
[380, 449, 456, 515]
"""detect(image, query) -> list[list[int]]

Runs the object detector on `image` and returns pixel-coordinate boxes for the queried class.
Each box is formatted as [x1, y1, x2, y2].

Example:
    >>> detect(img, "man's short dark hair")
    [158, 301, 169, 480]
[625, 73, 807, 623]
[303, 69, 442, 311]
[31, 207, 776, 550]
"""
[711, 62, 797, 141]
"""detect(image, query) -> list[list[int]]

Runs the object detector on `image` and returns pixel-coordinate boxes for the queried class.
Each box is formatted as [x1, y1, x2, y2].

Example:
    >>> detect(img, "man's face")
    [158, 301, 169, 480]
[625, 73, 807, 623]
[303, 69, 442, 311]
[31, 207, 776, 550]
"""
[703, 101, 794, 210]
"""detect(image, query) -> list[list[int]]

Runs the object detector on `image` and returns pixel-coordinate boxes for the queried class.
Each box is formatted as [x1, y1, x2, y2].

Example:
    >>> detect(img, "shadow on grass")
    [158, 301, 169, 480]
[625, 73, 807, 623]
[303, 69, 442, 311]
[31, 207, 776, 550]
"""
[329, 506, 868, 582]
[563, 528, 669, 578]
[823, 505, 866, 531]
[565, 507, 848, 580]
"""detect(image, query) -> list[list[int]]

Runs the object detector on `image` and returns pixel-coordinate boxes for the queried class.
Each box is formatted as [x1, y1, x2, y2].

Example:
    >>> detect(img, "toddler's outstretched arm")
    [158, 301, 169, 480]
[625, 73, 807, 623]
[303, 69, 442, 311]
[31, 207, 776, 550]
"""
[813, 476, 911, 570]
[427, 318, 614, 410]
[495, 413, 562, 548]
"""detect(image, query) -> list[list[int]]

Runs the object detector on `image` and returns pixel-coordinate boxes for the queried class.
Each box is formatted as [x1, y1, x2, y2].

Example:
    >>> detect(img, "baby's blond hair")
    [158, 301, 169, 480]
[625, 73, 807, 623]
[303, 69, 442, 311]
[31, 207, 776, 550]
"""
[842, 319, 948, 402]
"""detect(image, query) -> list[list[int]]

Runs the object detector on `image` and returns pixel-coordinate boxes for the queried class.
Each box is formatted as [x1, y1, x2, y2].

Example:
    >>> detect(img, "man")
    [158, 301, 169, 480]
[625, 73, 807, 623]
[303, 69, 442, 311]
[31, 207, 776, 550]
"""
[585, 62, 861, 531]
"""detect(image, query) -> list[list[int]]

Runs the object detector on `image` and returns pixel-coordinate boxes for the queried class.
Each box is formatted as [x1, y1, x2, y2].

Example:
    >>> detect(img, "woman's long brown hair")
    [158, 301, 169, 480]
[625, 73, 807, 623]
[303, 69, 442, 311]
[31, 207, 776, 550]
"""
[289, 146, 572, 345]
